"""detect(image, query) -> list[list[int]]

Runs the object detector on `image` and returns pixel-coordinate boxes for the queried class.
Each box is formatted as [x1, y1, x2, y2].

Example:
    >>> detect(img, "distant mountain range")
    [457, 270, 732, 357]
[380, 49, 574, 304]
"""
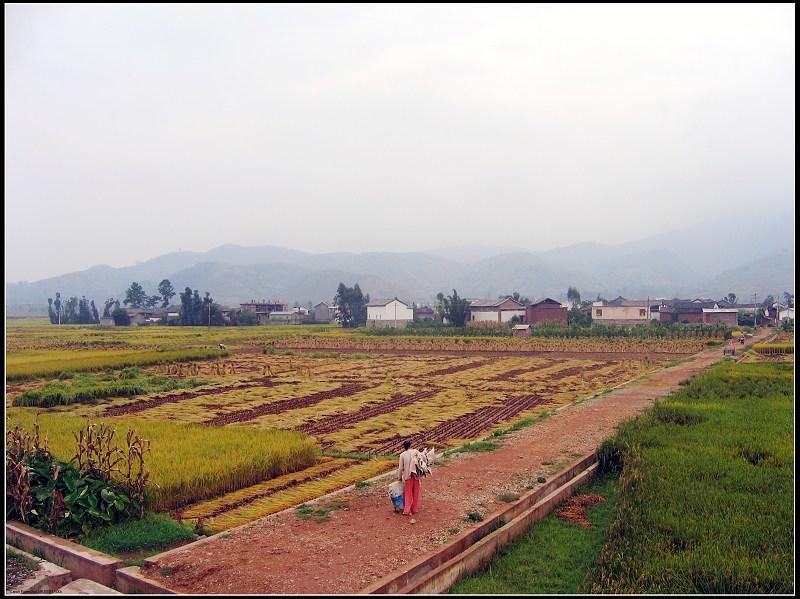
[6, 213, 794, 315]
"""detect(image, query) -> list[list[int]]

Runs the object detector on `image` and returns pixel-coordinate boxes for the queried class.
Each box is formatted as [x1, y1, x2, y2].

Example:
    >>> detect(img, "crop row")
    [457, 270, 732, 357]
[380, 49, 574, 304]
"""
[203, 383, 370, 426]
[484, 359, 562, 382]
[186, 458, 395, 532]
[753, 343, 794, 355]
[545, 360, 618, 380]
[273, 336, 707, 354]
[365, 393, 551, 454]
[178, 457, 353, 520]
[295, 389, 441, 437]
[423, 358, 497, 377]
[101, 376, 292, 416]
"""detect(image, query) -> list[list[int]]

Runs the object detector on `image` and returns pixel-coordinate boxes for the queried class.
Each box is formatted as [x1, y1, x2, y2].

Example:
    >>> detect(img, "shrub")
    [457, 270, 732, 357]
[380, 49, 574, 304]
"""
[5, 421, 146, 536]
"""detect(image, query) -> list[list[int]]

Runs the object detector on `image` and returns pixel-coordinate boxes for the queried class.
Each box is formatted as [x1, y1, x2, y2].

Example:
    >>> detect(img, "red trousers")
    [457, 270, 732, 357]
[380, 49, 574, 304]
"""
[403, 477, 421, 515]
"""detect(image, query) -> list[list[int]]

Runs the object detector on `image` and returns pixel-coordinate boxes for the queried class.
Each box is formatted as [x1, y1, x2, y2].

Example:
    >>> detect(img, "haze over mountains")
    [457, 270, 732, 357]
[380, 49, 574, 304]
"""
[6, 213, 794, 315]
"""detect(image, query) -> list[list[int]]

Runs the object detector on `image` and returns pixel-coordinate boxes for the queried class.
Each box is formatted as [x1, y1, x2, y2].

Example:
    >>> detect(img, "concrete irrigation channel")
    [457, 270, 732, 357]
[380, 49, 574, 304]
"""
[363, 452, 599, 594]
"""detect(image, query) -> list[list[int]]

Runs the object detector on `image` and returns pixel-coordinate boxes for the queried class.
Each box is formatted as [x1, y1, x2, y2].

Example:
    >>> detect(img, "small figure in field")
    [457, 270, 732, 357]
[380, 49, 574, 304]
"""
[397, 440, 436, 517]
[219, 343, 226, 350]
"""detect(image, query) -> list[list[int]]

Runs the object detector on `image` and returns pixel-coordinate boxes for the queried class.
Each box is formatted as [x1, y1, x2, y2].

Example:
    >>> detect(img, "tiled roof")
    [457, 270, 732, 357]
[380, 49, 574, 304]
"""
[469, 298, 524, 308]
[366, 298, 408, 307]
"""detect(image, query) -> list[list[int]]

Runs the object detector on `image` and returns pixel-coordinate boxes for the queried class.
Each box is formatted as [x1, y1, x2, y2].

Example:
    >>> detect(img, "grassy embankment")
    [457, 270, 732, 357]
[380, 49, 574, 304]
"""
[79, 513, 197, 565]
[11, 367, 205, 407]
[452, 361, 793, 594]
[6, 348, 228, 381]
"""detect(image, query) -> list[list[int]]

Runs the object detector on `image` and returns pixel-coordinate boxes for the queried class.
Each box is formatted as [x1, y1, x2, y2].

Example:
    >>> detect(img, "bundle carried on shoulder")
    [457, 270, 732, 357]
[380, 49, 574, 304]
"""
[414, 447, 437, 477]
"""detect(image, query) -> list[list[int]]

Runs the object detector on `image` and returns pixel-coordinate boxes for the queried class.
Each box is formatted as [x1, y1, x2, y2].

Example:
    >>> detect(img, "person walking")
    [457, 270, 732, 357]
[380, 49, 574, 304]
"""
[398, 439, 421, 516]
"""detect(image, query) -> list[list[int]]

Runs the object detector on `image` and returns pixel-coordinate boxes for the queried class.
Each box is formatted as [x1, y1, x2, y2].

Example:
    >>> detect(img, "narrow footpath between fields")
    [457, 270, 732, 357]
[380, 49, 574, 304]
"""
[145, 333, 768, 594]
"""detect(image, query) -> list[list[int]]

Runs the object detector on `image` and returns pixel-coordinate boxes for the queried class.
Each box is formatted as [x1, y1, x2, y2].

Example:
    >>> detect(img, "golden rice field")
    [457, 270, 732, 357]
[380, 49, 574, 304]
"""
[5, 410, 319, 511]
[6, 321, 707, 532]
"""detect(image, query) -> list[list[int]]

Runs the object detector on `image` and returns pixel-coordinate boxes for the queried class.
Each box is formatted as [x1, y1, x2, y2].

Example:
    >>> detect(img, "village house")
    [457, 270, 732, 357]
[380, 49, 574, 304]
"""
[525, 298, 568, 325]
[123, 307, 161, 326]
[467, 297, 526, 324]
[313, 301, 336, 323]
[777, 304, 795, 323]
[414, 306, 436, 322]
[701, 305, 739, 326]
[366, 298, 414, 328]
[239, 300, 289, 325]
[268, 311, 308, 324]
[658, 299, 720, 324]
[592, 297, 654, 325]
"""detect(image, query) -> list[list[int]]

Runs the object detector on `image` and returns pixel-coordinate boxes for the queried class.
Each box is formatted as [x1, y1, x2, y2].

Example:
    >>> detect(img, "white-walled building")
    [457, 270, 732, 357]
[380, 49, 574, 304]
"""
[592, 297, 653, 325]
[467, 298, 526, 323]
[366, 298, 414, 328]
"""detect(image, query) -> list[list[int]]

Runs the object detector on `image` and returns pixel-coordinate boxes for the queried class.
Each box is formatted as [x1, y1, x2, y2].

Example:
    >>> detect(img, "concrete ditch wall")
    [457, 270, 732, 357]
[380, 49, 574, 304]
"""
[6, 522, 122, 588]
[364, 451, 597, 594]
[5, 521, 175, 594]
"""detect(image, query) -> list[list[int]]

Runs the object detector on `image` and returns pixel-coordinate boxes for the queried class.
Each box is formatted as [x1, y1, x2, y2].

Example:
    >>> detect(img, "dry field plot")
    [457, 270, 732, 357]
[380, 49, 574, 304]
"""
[7, 326, 691, 532]
[20, 352, 663, 454]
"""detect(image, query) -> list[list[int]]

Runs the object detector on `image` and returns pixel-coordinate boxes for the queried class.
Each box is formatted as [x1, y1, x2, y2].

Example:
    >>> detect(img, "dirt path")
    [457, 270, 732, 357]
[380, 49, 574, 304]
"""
[144, 336, 765, 594]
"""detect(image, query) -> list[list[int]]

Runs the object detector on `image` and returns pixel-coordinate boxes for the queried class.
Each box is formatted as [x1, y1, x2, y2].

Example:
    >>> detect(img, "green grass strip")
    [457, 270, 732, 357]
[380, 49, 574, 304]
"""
[451, 475, 618, 594]
[79, 513, 195, 557]
[589, 361, 793, 594]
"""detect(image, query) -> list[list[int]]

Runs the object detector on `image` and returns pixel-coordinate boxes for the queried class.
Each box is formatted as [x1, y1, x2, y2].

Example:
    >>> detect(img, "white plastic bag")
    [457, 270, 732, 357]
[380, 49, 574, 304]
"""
[388, 480, 404, 498]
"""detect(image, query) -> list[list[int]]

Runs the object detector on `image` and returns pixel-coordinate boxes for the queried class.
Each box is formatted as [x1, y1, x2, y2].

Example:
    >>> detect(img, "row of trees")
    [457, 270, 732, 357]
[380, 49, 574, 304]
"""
[47, 293, 100, 325]
[177, 287, 225, 326]
[121, 280, 176, 309]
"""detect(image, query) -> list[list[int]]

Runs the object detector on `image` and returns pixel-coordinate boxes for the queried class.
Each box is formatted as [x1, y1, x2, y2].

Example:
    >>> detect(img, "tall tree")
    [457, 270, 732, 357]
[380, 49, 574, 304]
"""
[64, 296, 78, 323]
[78, 296, 93, 324]
[54, 293, 63, 324]
[145, 295, 161, 310]
[333, 283, 368, 328]
[435, 292, 446, 321]
[192, 290, 203, 325]
[783, 291, 794, 307]
[202, 292, 214, 326]
[158, 279, 176, 308]
[441, 289, 469, 327]
[47, 297, 56, 324]
[567, 286, 581, 308]
[112, 306, 131, 326]
[179, 287, 193, 325]
[103, 298, 116, 317]
[334, 283, 353, 327]
[90, 300, 100, 323]
[123, 282, 148, 308]
[353, 284, 368, 326]
[727, 292, 737, 304]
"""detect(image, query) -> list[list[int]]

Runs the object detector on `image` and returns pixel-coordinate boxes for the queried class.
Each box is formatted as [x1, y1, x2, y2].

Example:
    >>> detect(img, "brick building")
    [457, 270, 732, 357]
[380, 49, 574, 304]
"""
[525, 298, 568, 325]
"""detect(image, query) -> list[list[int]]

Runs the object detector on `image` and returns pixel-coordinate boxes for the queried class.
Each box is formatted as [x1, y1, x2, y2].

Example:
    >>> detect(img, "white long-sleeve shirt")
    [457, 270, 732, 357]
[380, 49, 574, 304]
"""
[398, 448, 420, 482]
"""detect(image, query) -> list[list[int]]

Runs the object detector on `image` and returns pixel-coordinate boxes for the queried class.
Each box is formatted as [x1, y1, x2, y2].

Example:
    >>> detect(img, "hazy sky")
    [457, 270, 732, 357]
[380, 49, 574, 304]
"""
[5, 4, 795, 282]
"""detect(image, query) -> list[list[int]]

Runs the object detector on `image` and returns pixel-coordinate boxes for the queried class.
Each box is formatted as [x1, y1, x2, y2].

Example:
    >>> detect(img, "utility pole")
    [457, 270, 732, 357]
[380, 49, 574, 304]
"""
[208, 302, 211, 328]
[753, 292, 758, 327]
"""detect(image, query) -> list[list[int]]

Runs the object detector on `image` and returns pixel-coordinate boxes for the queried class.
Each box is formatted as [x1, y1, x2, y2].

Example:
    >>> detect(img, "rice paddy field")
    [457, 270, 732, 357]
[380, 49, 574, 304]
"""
[5, 319, 711, 533]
